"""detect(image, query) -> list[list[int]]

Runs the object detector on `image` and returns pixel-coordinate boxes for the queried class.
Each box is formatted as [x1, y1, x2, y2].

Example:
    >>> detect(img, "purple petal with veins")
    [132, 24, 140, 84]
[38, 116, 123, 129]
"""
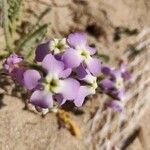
[74, 86, 92, 107]
[3, 53, 23, 73]
[7, 53, 23, 64]
[11, 68, 26, 85]
[67, 32, 86, 48]
[101, 65, 112, 75]
[23, 69, 41, 90]
[54, 94, 66, 105]
[75, 64, 88, 80]
[86, 45, 96, 55]
[62, 48, 82, 68]
[35, 41, 49, 62]
[59, 68, 72, 79]
[119, 61, 131, 80]
[119, 61, 127, 73]
[99, 79, 114, 91]
[42, 54, 64, 75]
[122, 71, 131, 80]
[111, 89, 125, 100]
[30, 90, 53, 109]
[110, 69, 122, 80]
[59, 78, 80, 100]
[87, 58, 101, 76]
[106, 100, 123, 112]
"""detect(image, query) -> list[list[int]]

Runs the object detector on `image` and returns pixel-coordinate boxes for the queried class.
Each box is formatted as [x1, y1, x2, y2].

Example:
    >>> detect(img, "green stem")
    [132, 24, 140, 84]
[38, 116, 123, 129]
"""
[2, 0, 13, 53]
[16, 24, 48, 53]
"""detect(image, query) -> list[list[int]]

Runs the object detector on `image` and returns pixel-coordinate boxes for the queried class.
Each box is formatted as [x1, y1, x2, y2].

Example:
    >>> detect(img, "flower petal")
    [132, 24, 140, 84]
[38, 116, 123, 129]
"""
[122, 71, 131, 80]
[54, 94, 66, 105]
[3, 53, 23, 73]
[35, 41, 49, 62]
[59, 78, 80, 100]
[62, 48, 82, 68]
[74, 86, 92, 107]
[86, 45, 96, 55]
[75, 64, 88, 80]
[23, 69, 41, 90]
[119, 61, 127, 73]
[11, 68, 26, 85]
[111, 89, 125, 101]
[30, 90, 53, 108]
[59, 68, 72, 79]
[106, 100, 123, 112]
[87, 58, 101, 75]
[67, 32, 86, 48]
[99, 79, 114, 91]
[101, 65, 112, 75]
[42, 54, 64, 75]
[110, 69, 122, 79]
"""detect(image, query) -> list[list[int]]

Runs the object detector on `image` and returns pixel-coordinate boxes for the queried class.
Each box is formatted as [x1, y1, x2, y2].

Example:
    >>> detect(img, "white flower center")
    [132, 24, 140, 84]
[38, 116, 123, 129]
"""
[43, 75, 60, 93]
[49, 38, 68, 54]
[84, 74, 98, 94]
[77, 45, 91, 63]
[114, 77, 124, 89]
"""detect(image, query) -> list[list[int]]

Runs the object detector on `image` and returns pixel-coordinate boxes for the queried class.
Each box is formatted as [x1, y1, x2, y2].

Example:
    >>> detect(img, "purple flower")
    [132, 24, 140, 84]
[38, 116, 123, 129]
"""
[104, 62, 130, 80]
[111, 89, 125, 100]
[3, 32, 130, 111]
[99, 79, 114, 91]
[3, 54, 26, 85]
[100, 77, 125, 100]
[101, 61, 131, 81]
[49, 38, 69, 54]
[23, 69, 41, 90]
[62, 32, 101, 75]
[105, 100, 123, 112]
[74, 64, 98, 107]
[35, 40, 50, 62]
[74, 86, 91, 107]
[3, 53, 23, 73]
[101, 65, 112, 76]
[35, 38, 68, 62]
[23, 54, 80, 108]
[11, 68, 26, 85]
[119, 61, 131, 80]
[100, 68, 125, 100]
[111, 70, 124, 89]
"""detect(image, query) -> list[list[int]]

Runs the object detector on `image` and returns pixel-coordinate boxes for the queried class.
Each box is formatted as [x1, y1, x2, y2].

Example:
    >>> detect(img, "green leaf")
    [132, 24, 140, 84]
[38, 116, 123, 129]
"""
[97, 53, 110, 63]
[0, 51, 9, 61]
[2, 0, 13, 52]
[16, 24, 48, 60]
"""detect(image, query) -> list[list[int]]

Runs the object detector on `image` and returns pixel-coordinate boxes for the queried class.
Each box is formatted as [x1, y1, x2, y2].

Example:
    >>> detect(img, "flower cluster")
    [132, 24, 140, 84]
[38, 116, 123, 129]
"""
[100, 61, 131, 101]
[3, 32, 130, 112]
[100, 62, 131, 112]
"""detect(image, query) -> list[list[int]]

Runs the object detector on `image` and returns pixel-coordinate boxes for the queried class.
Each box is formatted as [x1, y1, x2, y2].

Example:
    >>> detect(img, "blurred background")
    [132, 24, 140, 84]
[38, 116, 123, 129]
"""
[0, 0, 150, 150]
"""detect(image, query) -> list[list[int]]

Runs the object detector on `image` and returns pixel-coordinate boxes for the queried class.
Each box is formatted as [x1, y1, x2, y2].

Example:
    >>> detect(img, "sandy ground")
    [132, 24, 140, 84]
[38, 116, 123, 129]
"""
[0, 96, 87, 150]
[0, 0, 150, 149]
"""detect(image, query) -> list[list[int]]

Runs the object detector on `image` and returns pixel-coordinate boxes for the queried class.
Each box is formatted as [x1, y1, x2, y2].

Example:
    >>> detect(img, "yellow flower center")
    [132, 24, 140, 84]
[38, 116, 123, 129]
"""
[43, 76, 60, 93]
[115, 77, 124, 89]
[84, 75, 98, 94]
[78, 49, 90, 61]
[50, 38, 68, 54]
